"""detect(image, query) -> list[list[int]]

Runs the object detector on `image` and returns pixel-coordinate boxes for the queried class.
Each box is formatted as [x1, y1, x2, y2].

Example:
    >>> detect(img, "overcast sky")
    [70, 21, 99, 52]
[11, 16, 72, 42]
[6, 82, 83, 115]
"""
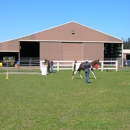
[0, 0, 129, 42]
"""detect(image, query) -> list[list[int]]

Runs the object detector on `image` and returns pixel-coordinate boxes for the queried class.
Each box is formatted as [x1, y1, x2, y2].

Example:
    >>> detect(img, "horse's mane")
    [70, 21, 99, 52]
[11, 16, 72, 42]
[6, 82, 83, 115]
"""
[44, 59, 50, 64]
[89, 59, 100, 67]
[80, 59, 100, 65]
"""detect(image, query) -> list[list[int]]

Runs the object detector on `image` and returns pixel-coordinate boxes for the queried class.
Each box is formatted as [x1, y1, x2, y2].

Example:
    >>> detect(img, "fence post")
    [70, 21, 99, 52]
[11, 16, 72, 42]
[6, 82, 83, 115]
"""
[116, 61, 118, 71]
[57, 62, 59, 71]
[40, 60, 42, 71]
[101, 61, 104, 71]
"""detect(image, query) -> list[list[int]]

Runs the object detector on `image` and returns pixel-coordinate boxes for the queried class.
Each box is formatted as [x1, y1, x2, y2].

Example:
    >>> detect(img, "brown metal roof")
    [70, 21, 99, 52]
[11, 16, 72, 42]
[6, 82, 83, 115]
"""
[18, 21, 122, 43]
[0, 22, 123, 44]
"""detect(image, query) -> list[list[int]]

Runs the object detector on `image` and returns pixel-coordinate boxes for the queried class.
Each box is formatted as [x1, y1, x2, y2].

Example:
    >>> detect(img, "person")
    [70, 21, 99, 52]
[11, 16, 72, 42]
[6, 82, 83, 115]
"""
[84, 59, 91, 83]
[50, 59, 54, 73]
[17, 61, 20, 66]
[16, 61, 20, 71]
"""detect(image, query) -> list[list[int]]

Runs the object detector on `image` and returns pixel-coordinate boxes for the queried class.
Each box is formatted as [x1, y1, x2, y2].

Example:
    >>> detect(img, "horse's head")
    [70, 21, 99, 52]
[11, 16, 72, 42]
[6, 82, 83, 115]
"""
[90, 59, 101, 67]
[44, 59, 47, 64]
[44, 59, 50, 65]
[96, 59, 101, 66]
[44, 59, 51, 73]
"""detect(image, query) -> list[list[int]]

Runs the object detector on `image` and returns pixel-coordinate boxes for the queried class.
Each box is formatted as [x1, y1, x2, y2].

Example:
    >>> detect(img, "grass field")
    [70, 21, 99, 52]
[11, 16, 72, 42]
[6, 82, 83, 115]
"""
[0, 70, 130, 130]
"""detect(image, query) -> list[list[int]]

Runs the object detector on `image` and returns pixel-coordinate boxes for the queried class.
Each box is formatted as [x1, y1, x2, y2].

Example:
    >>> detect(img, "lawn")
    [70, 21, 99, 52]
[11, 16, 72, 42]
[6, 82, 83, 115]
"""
[0, 70, 130, 130]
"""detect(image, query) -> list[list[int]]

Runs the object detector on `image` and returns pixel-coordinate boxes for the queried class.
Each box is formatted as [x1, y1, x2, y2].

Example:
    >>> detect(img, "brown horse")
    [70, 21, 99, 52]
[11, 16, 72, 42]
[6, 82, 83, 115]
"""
[44, 59, 51, 74]
[72, 59, 101, 79]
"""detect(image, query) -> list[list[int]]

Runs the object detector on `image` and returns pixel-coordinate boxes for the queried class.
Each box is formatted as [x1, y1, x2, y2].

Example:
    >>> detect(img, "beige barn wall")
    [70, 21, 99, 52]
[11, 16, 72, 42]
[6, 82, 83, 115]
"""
[62, 43, 83, 60]
[40, 42, 62, 60]
[83, 43, 104, 61]
[0, 40, 19, 52]
[40, 42, 104, 61]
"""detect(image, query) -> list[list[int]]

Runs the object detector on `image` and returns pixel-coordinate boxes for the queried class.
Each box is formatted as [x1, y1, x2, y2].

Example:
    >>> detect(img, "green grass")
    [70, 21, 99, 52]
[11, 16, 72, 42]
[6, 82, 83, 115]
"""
[0, 70, 130, 130]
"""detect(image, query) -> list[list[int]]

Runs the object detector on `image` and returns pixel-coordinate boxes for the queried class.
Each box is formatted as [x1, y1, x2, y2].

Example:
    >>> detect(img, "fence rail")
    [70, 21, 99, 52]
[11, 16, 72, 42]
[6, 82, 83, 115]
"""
[0, 60, 118, 73]
[40, 60, 118, 72]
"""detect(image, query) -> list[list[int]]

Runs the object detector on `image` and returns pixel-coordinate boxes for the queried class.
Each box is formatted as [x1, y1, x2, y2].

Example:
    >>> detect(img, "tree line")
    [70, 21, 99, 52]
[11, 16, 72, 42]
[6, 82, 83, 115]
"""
[123, 38, 130, 49]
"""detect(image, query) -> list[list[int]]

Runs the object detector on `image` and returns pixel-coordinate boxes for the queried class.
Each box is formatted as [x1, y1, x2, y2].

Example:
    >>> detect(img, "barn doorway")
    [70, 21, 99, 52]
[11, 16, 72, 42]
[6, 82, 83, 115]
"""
[126, 54, 130, 60]
[20, 41, 40, 66]
[0, 52, 19, 67]
[104, 43, 122, 66]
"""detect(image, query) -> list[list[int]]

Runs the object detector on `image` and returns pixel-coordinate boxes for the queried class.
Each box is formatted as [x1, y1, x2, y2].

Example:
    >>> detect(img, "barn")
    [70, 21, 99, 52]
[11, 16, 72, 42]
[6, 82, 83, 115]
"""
[0, 21, 123, 66]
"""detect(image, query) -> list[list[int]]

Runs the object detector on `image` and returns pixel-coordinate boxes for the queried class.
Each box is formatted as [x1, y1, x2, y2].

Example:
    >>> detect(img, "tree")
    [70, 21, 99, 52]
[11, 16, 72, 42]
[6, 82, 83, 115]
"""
[123, 37, 130, 49]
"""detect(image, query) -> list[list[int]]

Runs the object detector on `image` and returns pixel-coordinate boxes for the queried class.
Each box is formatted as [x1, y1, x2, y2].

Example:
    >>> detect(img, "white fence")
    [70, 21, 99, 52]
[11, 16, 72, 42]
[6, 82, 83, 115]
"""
[40, 60, 118, 71]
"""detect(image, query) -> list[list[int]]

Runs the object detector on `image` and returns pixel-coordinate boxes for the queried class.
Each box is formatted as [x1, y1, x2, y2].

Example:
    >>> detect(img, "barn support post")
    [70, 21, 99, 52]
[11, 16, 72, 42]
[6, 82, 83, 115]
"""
[18, 52, 20, 71]
[122, 43, 123, 67]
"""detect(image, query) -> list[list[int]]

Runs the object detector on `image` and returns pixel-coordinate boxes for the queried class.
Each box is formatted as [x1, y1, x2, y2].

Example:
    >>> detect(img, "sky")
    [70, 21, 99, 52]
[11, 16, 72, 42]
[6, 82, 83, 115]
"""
[0, 0, 130, 42]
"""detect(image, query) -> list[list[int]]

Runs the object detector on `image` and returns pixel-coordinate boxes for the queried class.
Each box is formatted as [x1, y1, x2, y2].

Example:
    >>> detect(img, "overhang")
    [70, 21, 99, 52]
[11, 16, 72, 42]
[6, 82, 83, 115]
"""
[0, 50, 19, 52]
[123, 49, 130, 54]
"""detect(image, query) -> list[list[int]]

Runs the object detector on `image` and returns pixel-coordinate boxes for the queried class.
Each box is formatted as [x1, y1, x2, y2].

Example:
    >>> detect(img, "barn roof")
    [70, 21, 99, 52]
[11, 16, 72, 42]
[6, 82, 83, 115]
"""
[0, 21, 123, 43]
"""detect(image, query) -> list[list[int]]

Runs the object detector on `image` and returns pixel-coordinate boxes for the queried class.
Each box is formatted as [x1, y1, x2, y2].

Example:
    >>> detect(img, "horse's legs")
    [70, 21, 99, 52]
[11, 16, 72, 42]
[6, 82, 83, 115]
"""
[72, 70, 83, 79]
[72, 71, 74, 79]
[74, 70, 77, 75]
[48, 67, 51, 73]
[72, 70, 77, 79]
[78, 70, 83, 79]
[47, 67, 50, 74]
[90, 70, 96, 79]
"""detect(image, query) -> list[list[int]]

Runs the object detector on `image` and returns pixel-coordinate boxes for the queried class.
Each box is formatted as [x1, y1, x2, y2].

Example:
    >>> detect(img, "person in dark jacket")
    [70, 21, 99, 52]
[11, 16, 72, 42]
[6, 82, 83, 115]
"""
[50, 59, 54, 73]
[84, 59, 91, 83]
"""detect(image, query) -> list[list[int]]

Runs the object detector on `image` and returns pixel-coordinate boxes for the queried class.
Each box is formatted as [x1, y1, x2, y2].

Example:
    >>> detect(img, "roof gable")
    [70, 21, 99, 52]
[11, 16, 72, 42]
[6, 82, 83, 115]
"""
[0, 22, 122, 43]
[20, 22, 122, 42]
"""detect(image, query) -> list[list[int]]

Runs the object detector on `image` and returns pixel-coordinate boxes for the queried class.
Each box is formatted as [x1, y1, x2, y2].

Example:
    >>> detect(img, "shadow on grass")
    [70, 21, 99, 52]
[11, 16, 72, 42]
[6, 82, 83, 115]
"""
[74, 77, 101, 80]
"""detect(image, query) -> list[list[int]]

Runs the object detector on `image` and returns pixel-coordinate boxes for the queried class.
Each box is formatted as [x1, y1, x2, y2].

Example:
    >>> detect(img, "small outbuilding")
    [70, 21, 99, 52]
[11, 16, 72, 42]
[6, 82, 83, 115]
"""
[123, 49, 130, 60]
[0, 21, 123, 66]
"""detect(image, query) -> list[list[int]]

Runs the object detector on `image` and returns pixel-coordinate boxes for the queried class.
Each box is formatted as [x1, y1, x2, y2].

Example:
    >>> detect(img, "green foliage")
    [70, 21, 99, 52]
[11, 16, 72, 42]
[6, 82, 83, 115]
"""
[3, 56, 15, 60]
[0, 71, 130, 130]
[123, 37, 130, 49]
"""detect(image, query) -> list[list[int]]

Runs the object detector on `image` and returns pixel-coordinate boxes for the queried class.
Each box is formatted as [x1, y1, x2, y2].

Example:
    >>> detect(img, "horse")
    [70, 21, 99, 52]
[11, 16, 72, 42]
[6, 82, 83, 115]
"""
[44, 59, 51, 74]
[72, 59, 101, 79]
